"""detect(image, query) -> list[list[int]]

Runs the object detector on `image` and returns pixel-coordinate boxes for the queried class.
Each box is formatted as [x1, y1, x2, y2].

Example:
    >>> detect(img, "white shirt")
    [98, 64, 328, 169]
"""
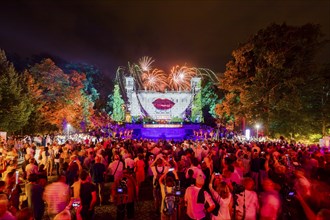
[108, 160, 124, 181]
[125, 157, 134, 169]
[185, 185, 215, 220]
[237, 190, 259, 220]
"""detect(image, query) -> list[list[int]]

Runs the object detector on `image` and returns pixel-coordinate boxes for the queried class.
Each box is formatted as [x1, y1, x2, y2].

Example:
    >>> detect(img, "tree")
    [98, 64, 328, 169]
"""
[218, 23, 328, 138]
[26, 59, 94, 133]
[201, 81, 222, 119]
[111, 84, 125, 122]
[0, 50, 33, 133]
[191, 82, 204, 123]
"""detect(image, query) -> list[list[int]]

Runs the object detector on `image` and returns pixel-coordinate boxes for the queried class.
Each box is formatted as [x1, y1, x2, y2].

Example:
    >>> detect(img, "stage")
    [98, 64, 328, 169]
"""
[125, 123, 202, 140]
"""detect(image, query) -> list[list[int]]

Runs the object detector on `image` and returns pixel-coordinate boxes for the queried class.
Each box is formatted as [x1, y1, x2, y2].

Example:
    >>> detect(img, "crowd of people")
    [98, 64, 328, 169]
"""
[0, 135, 329, 220]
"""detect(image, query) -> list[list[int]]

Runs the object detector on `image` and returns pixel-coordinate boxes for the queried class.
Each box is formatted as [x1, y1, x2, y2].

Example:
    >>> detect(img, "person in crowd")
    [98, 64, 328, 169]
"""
[83, 151, 95, 171]
[25, 158, 38, 180]
[90, 155, 106, 205]
[185, 157, 202, 179]
[185, 173, 215, 220]
[46, 144, 54, 176]
[250, 150, 261, 191]
[15, 207, 34, 220]
[259, 178, 280, 220]
[209, 174, 232, 220]
[107, 154, 124, 203]
[158, 168, 179, 220]
[134, 153, 146, 188]
[43, 175, 70, 220]
[53, 145, 62, 176]
[66, 155, 80, 186]
[150, 154, 170, 215]
[25, 174, 44, 220]
[236, 177, 259, 220]
[112, 169, 138, 220]
[0, 194, 16, 220]
[124, 153, 134, 172]
[79, 170, 97, 220]
[5, 170, 21, 215]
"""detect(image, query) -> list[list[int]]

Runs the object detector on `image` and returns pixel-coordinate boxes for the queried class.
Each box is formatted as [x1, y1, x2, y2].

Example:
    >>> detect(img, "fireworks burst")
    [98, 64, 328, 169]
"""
[141, 68, 167, 91]
[139, 56, 155, 72]
[168, 65, 196, 91]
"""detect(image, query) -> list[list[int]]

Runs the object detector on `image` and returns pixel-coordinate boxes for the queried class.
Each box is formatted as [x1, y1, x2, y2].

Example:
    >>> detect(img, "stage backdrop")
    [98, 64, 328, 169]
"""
[125, 77, 201, 120]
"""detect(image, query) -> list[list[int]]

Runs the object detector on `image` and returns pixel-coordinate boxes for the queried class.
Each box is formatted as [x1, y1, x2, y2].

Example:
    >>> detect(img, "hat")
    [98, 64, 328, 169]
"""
[196, 174, 205, 186]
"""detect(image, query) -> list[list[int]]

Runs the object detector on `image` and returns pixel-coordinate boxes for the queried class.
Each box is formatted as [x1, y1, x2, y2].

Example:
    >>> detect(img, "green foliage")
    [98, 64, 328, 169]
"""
[170, 116, 183, 123]
[191, 82, 204, 123]
[219, 23, 328, 137]
[201, 81, 221, 118]
[111, 84, 125, 122]
[65, 63, 100, 103]
[0, 50, 33, 133]
[106, 93, 114, 115]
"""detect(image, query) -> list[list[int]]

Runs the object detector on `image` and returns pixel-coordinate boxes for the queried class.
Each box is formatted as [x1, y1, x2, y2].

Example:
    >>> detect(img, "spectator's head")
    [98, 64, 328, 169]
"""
[79, 170, 89, 181]
[114, 154, 120, 161]
[16, 207, 34, 220]
[165, 175, 175, 187]
[195, 174, 205, 187]
[5, 170, 15, 185]
[218, 181, 230, 199]
[242, 177, 254, 191]
[57, 175, 66, 183]
[227, 165, 235, 173]
[262, 178, 275, 191]
[95, 155, 101, 163]
[191, 157, 199, 167]
[0, 181, 5, 192]
[29, 158, 35, 164]
[28, 173, 38, 183]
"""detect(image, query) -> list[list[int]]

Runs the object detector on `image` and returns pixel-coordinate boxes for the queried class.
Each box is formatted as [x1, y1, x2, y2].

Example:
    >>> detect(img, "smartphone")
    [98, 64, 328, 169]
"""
[72, 200, 80, 208]
[215, 172, 220, 176]
[288, 192, 295, 196]
[175, 190, 181, 196]
[169, 168, 174, 172]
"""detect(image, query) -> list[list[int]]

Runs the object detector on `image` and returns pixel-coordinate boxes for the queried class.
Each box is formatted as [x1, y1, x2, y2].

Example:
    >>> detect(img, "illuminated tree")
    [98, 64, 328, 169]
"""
[219, 23, 328, 137]
[191, 82, 203, 123]
[27, 59, 94, 132]
[112, 84, 125, 122]
[201, 82, 222, 119]
[0, 50, 33, 133]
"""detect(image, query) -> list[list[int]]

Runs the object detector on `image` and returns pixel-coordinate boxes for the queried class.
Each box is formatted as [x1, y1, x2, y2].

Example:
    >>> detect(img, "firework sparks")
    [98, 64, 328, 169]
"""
[139, 56, 155, 72]
[141, 68, 167, 91]
[168, 65, 196, 91]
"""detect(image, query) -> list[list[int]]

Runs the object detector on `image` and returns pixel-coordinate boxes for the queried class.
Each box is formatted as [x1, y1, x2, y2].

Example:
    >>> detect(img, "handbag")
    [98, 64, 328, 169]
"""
[106, 161, 120, 182]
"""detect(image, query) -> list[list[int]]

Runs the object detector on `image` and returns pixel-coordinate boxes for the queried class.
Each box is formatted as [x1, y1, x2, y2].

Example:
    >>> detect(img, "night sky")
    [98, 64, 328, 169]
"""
[0, 0, 329, 79]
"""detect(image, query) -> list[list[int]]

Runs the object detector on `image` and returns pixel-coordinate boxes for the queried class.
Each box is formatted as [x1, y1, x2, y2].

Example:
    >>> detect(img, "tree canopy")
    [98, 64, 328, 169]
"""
[217, 23, 329, 138]
[0, 50, 33, 133]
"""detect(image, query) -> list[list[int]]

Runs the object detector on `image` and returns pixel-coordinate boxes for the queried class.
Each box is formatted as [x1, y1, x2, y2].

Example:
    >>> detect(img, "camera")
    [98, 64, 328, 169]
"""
[169, 168, 174, 172]
[175, 190, 181, 196]
[117, 177, 128, 194]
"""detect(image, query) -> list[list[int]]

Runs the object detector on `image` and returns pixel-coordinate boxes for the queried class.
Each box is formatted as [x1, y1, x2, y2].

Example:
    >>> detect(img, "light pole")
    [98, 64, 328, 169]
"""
[255, 124, 260, 140]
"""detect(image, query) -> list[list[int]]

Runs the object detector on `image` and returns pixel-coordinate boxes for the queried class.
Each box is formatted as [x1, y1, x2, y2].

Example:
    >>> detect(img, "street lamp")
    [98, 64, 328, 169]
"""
[255, 124, 260, 139]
